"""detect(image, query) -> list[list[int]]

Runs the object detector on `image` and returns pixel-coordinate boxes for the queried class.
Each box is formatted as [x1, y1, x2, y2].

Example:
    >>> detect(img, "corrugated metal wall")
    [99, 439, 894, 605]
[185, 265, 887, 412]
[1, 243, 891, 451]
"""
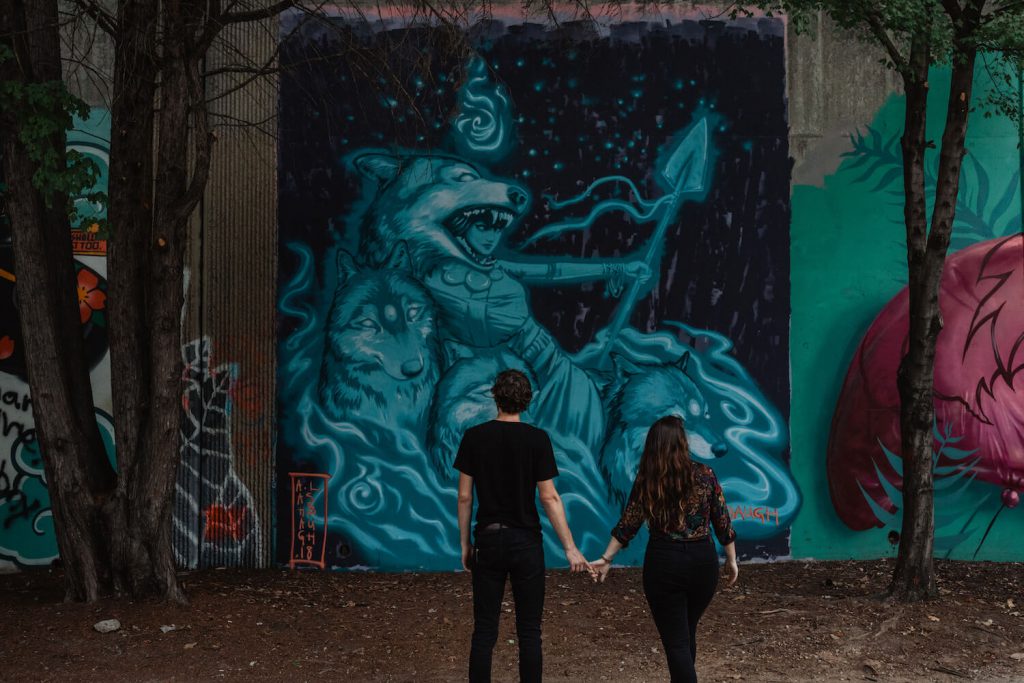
[178, 18, 279, 568]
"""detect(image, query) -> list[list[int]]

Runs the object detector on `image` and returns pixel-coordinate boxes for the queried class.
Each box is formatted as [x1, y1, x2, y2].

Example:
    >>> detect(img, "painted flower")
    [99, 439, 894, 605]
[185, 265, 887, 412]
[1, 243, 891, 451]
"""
[0, 335, 13, 360]
[77, 268, 106, 323]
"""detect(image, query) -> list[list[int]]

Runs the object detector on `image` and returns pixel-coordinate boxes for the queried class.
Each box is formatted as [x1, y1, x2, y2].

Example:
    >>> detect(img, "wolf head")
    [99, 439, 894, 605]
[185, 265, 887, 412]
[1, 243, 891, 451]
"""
[599, 352, 729, 503]
[352, 152, 530, 274]
[318, 243, 441, 430]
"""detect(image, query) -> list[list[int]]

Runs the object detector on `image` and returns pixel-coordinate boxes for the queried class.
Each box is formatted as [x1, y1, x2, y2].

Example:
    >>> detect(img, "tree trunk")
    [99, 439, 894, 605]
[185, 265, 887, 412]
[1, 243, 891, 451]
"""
[104, 0, 186, 601]
[890, 32, 978, 601]
[102, 0, 214, 602]
[0, 0, 116, 602]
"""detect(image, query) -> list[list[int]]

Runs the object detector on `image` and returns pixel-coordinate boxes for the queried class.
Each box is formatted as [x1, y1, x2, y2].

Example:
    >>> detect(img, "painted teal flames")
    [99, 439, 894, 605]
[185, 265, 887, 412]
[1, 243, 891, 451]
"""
[449, 55, 515, 163]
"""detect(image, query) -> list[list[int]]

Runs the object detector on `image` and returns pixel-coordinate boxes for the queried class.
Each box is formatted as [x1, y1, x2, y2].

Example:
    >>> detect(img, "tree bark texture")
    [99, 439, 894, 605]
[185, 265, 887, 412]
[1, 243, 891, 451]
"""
[103, 0, 214, 602]
[104, 0, 188, 601]
[890, 11, 981, 601]
[0, 0, 116, 602]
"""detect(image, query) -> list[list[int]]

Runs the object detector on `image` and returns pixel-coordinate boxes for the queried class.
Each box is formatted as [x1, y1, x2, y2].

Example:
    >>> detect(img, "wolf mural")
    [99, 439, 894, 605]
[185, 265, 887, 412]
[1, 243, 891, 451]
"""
[277, 14, 798, 569]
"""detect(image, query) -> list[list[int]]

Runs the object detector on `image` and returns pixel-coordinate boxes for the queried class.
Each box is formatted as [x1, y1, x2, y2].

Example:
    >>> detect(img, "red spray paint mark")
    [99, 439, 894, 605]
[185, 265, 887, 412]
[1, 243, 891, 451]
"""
[203, 504, 250, 542]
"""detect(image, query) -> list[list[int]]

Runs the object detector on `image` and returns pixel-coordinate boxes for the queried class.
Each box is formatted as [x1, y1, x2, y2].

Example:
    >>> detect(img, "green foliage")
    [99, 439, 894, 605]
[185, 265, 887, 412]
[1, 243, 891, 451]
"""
[748, 1, 1024, 73]
[741, 1, 1024, 147]
[0, 45, 106, 220]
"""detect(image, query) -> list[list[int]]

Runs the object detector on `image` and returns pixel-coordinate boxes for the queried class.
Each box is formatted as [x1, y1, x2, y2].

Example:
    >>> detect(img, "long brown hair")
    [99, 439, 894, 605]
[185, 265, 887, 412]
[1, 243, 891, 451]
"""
[633, 415, 696, 529]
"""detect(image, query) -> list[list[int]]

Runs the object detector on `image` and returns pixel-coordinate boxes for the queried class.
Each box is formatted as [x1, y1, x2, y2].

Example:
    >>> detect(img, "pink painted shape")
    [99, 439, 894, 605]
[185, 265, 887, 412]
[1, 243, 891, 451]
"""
[827, 235, 1024, 530]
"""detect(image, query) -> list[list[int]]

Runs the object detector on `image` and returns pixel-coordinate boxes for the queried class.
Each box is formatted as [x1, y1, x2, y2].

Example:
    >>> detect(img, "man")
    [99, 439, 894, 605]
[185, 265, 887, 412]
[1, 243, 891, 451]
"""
[455, 369, 591, 683]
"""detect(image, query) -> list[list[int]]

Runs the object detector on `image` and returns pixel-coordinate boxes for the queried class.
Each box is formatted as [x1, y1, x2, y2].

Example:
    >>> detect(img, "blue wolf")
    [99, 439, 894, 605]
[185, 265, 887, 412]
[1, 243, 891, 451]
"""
[599, 352, 729, 504]
[318, 243, 441, 436]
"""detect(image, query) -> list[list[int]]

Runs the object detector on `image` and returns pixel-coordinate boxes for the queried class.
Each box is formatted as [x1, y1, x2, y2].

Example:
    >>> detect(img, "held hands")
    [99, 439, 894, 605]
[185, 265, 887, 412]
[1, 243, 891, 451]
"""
[723, 557, 739, 587]
[565, 547, 595, 576]
[588, 557, 612, 583]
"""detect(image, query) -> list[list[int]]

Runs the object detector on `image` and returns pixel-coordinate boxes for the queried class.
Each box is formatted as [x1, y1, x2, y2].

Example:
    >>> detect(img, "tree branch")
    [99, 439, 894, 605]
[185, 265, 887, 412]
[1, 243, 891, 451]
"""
[864, 10, 908, 74]
[69, 0, 118, 36]
[220, 0, 295, 24]
[940, 0, 964, 21]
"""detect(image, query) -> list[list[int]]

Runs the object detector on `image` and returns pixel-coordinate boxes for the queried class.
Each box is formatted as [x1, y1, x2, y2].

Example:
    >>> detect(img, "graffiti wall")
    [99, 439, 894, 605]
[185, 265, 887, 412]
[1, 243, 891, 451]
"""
[276, 9, 798, 570]
[0, 111, 262, 570]
[0, 109, 113, 570]
[790, 60, 1024, 561]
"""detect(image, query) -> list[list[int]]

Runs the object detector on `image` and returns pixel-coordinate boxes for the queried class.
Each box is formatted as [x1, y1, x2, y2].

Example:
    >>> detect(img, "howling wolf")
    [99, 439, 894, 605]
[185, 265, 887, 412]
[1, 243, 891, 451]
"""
[599, 352, 729, 504]
[318, 243, 441, 435]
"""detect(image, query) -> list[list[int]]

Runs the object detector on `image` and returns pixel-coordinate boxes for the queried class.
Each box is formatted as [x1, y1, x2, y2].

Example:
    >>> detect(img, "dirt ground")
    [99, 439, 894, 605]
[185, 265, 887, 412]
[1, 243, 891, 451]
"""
[2, 559, 1024, 682]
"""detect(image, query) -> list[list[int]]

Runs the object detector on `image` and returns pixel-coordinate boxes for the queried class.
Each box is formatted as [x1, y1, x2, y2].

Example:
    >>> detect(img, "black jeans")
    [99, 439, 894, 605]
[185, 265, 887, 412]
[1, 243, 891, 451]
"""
[642, 535, 720, 683]
[469, 527, 545, 683]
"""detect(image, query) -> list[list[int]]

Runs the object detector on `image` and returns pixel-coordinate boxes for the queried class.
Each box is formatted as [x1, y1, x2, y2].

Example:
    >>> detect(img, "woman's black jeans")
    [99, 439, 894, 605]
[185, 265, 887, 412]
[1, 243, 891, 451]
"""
[642, 535, 720, 683]
[469, 526, 545, 683]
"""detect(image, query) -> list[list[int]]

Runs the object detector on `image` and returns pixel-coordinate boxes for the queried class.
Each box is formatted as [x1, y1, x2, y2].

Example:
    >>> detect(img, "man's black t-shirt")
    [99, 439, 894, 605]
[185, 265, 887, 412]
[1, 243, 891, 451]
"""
[454, 420, 559, 535]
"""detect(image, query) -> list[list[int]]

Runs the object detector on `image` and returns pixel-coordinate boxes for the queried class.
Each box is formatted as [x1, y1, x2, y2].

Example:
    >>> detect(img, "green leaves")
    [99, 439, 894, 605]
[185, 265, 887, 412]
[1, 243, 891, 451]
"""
[0, 75, 102, 215]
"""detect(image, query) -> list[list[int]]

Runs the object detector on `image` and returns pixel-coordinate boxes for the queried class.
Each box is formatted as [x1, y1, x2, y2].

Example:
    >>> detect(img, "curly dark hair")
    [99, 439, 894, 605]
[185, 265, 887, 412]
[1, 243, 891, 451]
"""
[492, 369, 533, 414]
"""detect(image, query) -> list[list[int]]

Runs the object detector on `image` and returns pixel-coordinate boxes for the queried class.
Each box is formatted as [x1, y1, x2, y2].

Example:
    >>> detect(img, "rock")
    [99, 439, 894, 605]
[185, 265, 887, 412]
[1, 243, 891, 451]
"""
[93, 619, 121, 634]
[160, 624, 177, 634]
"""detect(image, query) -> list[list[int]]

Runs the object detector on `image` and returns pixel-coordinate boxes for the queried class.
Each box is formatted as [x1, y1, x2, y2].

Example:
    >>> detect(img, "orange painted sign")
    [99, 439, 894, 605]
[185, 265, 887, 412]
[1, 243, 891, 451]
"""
[729, 505, 780, 526]
[71, 230, 107, 256]
[289, 472, 329, 569]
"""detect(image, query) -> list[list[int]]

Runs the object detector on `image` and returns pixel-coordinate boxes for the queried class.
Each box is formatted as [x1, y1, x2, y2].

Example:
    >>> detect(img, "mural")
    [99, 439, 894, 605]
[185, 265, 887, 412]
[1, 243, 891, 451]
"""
[0, 111, 262, 570]
[829, 235, 1023, 556]
[790, 61, 1024, 560]
[174, 338, 262, 568]
[277, 10, 798, 570]
[0, 109, 114, 569]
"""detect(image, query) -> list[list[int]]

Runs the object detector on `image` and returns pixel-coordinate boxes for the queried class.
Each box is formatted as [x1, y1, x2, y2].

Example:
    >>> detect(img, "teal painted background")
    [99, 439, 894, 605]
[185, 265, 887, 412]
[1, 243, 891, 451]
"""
[790, 61, 1023, 560]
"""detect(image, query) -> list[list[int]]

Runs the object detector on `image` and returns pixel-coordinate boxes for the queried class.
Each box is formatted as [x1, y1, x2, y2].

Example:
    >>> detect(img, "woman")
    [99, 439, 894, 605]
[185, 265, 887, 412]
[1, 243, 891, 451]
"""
[590, 415, 739, 683]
